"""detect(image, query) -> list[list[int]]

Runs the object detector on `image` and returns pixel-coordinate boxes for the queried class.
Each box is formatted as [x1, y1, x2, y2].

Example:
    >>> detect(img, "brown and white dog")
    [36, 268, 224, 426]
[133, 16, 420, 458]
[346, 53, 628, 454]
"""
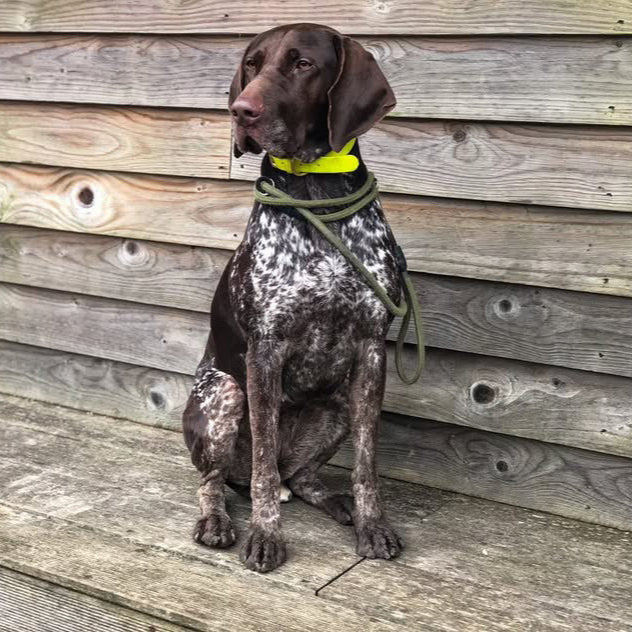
[183, 23, 403, 572]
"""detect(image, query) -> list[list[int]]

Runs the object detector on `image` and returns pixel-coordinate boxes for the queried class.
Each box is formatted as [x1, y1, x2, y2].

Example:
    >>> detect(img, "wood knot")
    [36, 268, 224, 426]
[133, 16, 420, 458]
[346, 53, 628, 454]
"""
[498, 298, 512, 313]
[452, 129, 467, 143]
[149, 390, 165, 409]
[125, 240, 139, 256]
[492, 296, 518, 319]
[77, 186, 94, 207]
[119, 240, 151, 267]
[470, 382, 496, 405]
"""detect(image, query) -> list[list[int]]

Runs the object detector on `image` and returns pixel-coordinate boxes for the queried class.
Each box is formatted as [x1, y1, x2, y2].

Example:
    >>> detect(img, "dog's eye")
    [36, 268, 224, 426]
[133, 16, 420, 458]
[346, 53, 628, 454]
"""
[245, 57, 256, 69]
[296, 58, 313, 70]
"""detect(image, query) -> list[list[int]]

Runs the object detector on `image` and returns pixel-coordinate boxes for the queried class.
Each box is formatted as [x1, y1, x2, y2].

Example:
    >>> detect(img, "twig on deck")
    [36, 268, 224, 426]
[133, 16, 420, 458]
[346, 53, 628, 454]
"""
[314, 556, 367, 596]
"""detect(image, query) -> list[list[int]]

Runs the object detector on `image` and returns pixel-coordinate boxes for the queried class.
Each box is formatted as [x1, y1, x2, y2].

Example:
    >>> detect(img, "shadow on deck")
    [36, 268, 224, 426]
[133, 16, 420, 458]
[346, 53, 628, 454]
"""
[1, 393, 631, 631]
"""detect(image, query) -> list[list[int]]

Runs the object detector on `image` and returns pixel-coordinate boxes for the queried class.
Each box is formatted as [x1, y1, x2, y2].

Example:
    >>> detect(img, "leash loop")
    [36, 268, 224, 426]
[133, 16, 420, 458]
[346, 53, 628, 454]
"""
[254, 176, 276, 196]
[253, 172, 425, 384]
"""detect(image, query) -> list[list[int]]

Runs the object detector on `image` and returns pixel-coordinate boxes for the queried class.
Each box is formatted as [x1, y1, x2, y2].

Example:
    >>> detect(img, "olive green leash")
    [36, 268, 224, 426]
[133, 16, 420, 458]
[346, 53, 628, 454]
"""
[253, 172, 425, 385]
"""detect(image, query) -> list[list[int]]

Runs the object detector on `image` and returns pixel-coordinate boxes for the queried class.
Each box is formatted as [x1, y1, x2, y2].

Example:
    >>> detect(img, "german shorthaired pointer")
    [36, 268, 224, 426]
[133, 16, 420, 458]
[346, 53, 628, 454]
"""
[183, 23, 403, 573]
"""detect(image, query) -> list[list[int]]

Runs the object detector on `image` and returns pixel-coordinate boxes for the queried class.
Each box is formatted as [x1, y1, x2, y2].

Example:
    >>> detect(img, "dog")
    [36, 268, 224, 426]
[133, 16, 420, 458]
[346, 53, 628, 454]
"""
[183, 23, 404, 573]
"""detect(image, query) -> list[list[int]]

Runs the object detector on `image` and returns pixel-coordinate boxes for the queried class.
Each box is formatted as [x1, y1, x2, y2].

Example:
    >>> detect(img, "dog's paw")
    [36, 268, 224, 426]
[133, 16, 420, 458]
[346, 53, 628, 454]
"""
[239, 526, 287, 573]
[355, 519, 403, 559]
[321, 494, 355, 525]
[193, 512, 236, 548]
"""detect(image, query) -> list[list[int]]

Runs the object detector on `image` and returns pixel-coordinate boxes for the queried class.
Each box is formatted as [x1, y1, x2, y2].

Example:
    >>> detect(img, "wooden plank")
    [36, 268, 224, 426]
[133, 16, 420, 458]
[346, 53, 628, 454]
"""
[3, 233, 632, 379]
[3, 164, 632, 297]
[0, 164, 252, 252]
[2, 393, 632, 630]
[2, 338, 632, 459]
[405, 275, 632, 378]
[0, 224, 229, 313]
[0, 506, 380, 632]
[0, 101, 231, 178]
[385, 193, 632, 297]
[0, 341, 191, 431]
[0, 1, 630, 34]
[0, 567, 189, 632]
[331, 413, 632, 531]
[1, 35, 631, 125]
[0, 34, 239, 111]
[234, 118, 632, 211]
[384, 348, 632, 459]
[0, 394, 436, 631]
[325, 563, 622, 631]
[3, 272, 632, 383]
[0, 283, 208, 374]
[389, 495, 632, 623]
[3, 103, 632, 210]
[326, 496, 632, 630]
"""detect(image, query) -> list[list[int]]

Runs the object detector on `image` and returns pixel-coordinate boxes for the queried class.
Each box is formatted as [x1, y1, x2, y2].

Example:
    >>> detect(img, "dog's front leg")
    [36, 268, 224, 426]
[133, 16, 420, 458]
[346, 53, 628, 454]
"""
[240, 339, 287, 572]
[349, 339, 403, 559]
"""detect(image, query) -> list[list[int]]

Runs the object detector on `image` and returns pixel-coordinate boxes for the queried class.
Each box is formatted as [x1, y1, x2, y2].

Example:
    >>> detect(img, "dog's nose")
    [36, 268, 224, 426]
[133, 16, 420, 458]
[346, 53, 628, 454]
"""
[230, 96, 264, 125]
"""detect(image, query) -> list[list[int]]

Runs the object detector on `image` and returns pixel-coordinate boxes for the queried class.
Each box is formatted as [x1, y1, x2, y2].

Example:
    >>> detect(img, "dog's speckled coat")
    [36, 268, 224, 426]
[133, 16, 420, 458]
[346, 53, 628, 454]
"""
[183, 24, 403, 572]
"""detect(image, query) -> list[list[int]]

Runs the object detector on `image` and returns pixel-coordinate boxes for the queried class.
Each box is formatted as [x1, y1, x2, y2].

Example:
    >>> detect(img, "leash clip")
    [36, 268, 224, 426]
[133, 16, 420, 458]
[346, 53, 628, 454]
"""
[254, 176, 275, 197]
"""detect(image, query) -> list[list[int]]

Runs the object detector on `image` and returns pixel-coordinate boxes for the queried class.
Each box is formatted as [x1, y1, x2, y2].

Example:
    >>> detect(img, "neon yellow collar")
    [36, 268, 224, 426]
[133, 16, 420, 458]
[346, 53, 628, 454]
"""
[269, 139, 359, 176]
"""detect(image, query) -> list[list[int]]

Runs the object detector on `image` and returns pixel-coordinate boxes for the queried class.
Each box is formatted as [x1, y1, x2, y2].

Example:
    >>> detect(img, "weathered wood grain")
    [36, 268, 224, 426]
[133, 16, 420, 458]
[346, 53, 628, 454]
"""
[0, 224, 229, 312]
[331, 413, 632, 531]
[234, 118, 632, 211]
[3, 233, 632, 378]
[384, 193, 632, 297]
[384, 348, 632, 459]
[3, 164, 632, 297]
[0, 0, 630, 34]
[2, 337, 632, 459]
[405, 275, 632, 378]
[0, 567, 189, 632]
[2, 103, 631, 209]
[326, 564, 623, 631]
[0, 34, 239, 111]
[2, 393, 632, 630]
[0, 507, 378, 632]
[328, 495, 632, 630]
[328, 497, 630, 632]
[3, 274, 632, 383]
[0, 164, 252, 251]
[1, 35, 631, 125]
[0, 283, 208, 374]
[0, 341, 191, 430]
[0, 101, 231, 178]
[0, 395, 430, 631]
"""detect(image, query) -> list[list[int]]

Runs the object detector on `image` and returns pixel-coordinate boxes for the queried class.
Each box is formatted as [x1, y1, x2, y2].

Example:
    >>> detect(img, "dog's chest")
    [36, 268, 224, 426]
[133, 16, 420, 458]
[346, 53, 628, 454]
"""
[232, 201, 399, 340]
[231, 201, 397, 397]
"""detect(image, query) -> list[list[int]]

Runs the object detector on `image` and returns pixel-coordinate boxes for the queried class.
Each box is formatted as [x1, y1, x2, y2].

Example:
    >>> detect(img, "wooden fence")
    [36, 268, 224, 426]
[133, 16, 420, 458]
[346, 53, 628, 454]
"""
[1, 1, 632, 530]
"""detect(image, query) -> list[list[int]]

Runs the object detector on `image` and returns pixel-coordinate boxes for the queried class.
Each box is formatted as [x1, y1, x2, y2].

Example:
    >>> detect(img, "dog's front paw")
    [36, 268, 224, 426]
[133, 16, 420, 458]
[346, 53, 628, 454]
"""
[355, 518, 403, 559]
[240, 526, 287, 572]
[193, 512, 236, 548]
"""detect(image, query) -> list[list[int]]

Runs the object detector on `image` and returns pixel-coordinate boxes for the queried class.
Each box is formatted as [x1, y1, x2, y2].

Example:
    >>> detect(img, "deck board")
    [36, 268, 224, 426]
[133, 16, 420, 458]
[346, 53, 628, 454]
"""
[1, 394, 632, 630]
[0, 567, 191, 632]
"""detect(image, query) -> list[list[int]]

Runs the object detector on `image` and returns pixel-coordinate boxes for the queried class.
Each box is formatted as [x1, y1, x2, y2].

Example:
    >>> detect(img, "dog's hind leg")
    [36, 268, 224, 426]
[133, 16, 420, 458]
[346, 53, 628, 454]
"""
[284, 393, 354, 525]
[183, 361, 245, 548]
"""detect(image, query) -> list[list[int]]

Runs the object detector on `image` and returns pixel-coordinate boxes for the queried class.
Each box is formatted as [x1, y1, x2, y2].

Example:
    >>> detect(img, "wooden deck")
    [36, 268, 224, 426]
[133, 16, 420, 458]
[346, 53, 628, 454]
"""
[1, 393, 631, 631]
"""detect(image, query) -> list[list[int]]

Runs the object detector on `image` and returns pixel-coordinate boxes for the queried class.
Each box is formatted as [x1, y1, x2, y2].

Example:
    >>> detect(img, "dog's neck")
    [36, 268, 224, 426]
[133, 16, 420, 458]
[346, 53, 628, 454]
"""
[259, 140, 369, 205]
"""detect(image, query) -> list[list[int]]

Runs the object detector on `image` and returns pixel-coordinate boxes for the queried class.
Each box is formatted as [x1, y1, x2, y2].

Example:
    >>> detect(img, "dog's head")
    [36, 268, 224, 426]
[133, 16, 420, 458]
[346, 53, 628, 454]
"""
[229, 23, 395, 162]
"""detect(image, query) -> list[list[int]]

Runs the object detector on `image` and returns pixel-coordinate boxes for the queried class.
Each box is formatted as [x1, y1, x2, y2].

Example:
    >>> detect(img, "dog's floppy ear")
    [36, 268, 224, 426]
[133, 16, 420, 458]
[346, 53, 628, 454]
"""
[228, 54, 245, 158]
[327, 36, 396, 152]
